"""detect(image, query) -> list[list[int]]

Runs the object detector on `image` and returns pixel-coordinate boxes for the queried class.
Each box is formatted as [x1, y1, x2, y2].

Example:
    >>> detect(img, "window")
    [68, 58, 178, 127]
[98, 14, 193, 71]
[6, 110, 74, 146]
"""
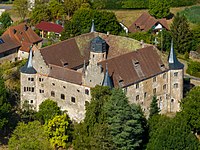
[63, 86, 66, 89]
[77, 89, 80, 92]
[28, 78, 30, 81]
[24, 87, 26, 92]
[51, 91, 55, 97]
[30, 100, 33, 104]
[71, 97, 76, 103]
[136, 83, 139, 89]
[163, 73, 166, 79]
[39, 89, 44, 93]
[153, 88, 156, 94]
[174, 83, 178, 88]
[85, 89, 89, 95]
[31, 78, 34, 81]
[144, 92, 147, 98]
[61, 94, 65, 100]
[31, 87, 34, 92]
[52, 83, 55, 86]
[163, 84, 167, 90]
[153, 77, 156, 82]
[136, 95, 139, 101]
[174, 72, 178, 77]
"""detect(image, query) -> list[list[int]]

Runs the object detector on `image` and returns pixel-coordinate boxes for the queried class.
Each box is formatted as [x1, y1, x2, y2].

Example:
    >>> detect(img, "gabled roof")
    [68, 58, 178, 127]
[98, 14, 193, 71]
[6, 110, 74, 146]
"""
[99, 46, 167, 87]
[48, 64, 82, 85]
[2, 23, 42, 52]
[35, 21, 63, 33]
[102, 64, 113, 88]
[128, 12, 169, 33]
[0, 34, 21, 53]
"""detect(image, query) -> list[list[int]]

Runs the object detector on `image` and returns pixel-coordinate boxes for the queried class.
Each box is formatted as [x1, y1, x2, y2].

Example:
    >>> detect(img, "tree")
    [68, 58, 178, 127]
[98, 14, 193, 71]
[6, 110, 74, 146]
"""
[8, 121, 52, 150]
[149, 0, 170, 19]
[104, 88, 146, 150]
[61, 8, 122, 40]
[72, 85, 114, 150]
[13, 0, 28, 20]
[180, 86, 200, 133]
[30, 3, 51, 25]
[48, 0, 65, 21]
[0, 77, 11, 133]
[147, 115, 199, 150]
[36, 99, 61, 124]
[45, 114, 72, 149]
[20, 100, 36, 123]
[171, 13, 192, 54]
[0, 12, 12, 29]
[149, 96, 160, 118]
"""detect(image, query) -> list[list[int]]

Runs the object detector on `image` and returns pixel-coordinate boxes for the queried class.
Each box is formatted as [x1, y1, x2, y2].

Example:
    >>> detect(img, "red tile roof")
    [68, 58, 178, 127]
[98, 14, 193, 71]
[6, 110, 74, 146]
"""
[129, 12, 169, 33]
[35, 21, 63, 33]
[2, 23, 42, 52]
[99, 46, 167, 87]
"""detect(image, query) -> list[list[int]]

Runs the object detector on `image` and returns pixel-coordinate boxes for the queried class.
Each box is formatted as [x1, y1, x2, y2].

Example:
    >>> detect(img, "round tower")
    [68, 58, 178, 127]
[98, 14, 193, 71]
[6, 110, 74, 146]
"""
[167, 39, 184, 113]
[20, 47, 37, 109]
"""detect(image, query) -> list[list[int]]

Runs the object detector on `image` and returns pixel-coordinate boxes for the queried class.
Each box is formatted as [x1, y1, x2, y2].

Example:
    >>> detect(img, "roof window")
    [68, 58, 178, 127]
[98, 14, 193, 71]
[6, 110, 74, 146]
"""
[0, 38, 4, 44]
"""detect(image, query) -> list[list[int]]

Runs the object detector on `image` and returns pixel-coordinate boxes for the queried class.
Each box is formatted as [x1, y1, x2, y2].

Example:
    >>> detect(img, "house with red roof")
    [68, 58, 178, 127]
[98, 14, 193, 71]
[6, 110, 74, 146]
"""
[129, 12, 169, 33]
[35, 21, 63, 38]
[0, 23, 42, 62]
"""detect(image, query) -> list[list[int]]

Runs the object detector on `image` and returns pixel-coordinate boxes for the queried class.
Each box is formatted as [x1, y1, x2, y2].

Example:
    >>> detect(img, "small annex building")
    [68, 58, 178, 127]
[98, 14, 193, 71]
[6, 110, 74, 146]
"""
[0, 23, 42, 63]
[35, 21, 63, 38]
[20, 22, 183, 122]
[129, 12, 169, 33]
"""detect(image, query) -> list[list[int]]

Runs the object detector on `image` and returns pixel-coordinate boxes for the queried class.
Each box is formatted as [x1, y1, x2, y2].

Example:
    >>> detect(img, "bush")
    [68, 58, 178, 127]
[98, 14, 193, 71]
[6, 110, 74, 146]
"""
[186, 61, 200, 77]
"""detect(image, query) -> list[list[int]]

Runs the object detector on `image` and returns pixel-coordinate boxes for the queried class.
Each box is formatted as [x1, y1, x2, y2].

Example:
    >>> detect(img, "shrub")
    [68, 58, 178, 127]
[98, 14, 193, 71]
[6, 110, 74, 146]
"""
[186, 61, 200, 77]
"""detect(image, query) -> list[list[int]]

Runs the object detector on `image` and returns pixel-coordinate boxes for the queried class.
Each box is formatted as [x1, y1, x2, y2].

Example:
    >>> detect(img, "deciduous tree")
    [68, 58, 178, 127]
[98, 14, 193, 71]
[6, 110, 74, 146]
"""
[36, 99, 61, 124]
[0, 12, 12, 29]
[149, 0, 170, 19]
[13, 0, 28, 20]
[45, 114, 72, 149]
[8, 121, 52, 150]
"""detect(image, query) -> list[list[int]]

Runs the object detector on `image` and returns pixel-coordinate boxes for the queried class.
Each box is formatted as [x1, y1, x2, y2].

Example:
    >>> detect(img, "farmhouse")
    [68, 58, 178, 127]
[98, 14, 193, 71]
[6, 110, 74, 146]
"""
[0, 23, 42, 63]
[20, 23, 183, 122]
[129, 12, 169, 33]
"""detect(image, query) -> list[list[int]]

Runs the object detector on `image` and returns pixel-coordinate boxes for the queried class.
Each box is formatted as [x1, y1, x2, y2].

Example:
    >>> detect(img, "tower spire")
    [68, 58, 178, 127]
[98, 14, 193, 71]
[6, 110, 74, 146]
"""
[168, 39, 184, 70]
[102, 63, 113, 88]
[20, 46, 37, 74]
[90, 19, 95, 33]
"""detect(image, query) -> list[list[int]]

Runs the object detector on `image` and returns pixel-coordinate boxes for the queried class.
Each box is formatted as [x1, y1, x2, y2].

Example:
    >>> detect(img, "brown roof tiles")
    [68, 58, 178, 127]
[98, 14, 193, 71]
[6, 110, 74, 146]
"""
[99, 46, 167, 87]
[129, 12, 169, 33]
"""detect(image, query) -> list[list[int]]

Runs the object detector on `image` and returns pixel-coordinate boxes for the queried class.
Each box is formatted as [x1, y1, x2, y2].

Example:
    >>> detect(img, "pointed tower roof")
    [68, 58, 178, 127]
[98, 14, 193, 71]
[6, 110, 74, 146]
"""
[90, 20, 95, 32]
[102, 64, 113, 88]
[168, 39, 184, 70]
[20, 46, 37, 74]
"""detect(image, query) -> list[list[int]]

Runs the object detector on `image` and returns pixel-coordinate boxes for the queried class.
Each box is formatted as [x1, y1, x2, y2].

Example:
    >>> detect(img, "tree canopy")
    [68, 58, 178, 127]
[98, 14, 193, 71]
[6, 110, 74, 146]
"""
[104, 88, 146, 150]
[0, 12, 12, 29]
[36, 99, 61, 124]
[147, 115, 199, 150]
[171, 13, 192, 54]
[13, 0, 28, 20]
[45, 114, 72, 149]
[61, 8, 122, 40]
[149, 0, 170, 19]
[149, 96, 160, 118]
[180, 86, 200, 133]
[8, 121, 52, 150]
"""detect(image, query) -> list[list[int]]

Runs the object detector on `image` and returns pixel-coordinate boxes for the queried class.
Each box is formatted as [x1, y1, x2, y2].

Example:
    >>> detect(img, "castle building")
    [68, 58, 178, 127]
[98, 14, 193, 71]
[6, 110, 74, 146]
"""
[20, 23, 184, 122]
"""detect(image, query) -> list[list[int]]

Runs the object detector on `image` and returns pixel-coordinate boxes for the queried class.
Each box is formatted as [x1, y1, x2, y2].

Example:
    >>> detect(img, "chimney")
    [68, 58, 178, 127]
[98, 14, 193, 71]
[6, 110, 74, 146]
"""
[107, 31, 109, 36]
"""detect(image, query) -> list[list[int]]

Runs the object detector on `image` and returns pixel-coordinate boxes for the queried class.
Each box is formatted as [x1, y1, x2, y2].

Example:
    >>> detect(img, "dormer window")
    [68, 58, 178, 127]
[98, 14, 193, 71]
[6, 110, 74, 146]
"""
[119, 79, 124, 87]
